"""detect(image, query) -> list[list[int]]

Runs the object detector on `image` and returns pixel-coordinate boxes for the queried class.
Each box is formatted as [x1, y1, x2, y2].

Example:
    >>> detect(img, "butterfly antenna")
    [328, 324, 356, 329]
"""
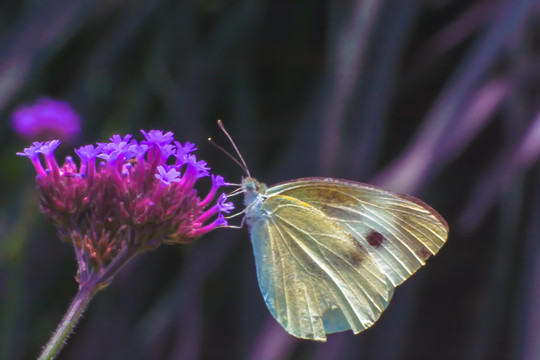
[208, 137, 246, 174]
[217, 119, 251, 177]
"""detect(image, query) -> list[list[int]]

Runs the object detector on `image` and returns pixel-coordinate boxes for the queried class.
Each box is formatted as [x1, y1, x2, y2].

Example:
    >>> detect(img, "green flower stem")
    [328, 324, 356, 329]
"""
[38, 249, 136, 360]
[37, 281, 97, 360]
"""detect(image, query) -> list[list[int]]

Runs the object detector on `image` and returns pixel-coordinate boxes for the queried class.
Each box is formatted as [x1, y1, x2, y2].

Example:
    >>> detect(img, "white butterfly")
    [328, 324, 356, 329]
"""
[218, 121, 449, 341]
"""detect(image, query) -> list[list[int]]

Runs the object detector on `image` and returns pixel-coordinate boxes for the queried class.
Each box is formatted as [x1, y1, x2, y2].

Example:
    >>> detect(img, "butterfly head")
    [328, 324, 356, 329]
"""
[241, 176, 267, 207]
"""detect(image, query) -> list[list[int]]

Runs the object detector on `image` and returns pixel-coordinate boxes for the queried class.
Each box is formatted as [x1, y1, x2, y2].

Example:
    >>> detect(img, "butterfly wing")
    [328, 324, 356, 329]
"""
[266, 178, 449, 287]
[249, 193, 395, 341]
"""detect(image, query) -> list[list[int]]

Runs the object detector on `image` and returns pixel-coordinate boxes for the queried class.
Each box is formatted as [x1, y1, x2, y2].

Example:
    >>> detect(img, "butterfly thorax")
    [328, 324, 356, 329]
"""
[242, 177, 268, 228]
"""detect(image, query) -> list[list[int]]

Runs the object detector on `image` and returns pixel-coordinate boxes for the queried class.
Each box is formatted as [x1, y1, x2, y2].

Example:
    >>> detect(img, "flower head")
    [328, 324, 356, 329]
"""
[18, 130, 233, 285]
[11, 97, 81, 143]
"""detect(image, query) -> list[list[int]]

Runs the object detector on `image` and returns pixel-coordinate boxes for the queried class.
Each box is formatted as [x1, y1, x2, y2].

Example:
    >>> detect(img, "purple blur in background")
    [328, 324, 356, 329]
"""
[11, 97, 81, 143]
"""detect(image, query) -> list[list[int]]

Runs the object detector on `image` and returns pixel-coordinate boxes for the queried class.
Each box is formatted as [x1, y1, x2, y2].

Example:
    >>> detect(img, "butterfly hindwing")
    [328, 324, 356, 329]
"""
[249, 193, 394, 341]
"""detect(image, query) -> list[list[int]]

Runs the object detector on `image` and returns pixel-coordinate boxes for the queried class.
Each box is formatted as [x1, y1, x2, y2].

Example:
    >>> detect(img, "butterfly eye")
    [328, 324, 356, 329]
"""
[245, 182, 256, 192]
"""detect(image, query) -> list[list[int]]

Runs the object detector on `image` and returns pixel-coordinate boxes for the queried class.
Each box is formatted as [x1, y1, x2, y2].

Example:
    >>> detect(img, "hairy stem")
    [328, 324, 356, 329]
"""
[37, 281, 97, 360]
[38, 248, 136, 359]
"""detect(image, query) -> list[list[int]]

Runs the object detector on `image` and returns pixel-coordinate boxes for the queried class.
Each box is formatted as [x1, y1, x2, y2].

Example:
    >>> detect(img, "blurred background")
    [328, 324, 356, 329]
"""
[1, 0, 540, 359]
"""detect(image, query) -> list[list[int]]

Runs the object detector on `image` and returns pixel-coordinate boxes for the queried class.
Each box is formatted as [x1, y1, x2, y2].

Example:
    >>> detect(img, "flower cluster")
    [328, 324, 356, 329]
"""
[18, 130, 233, 285]
[11, 97, 81, 143]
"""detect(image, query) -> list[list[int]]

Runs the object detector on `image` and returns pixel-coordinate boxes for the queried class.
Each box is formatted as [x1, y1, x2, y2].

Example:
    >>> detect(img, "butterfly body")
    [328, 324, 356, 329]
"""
[241, 176, 448, 341]
[242, 177, 267, 227]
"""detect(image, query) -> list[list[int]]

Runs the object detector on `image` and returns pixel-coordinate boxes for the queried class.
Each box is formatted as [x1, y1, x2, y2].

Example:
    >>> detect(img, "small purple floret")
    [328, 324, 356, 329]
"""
[213, 175, 228, 188]
[175, 141, 198, 162]
[200, 175, 229, 207]
[16, 141, 44, 160]
[128, 143, 150, 159]
[97, 150, 123, 165]
[17, 141, 47, 176]
[110, 134, 132, 145]
[161, 144, 176, 160]
[75, 145, 101, 162]
[184, 155, 210, 179]
[141, 130, 175, 146]
[37, 139, 61, 154]
[155, 166, 182, 185]
[217, 193, 235, 213]
[214, 214, 228, 227]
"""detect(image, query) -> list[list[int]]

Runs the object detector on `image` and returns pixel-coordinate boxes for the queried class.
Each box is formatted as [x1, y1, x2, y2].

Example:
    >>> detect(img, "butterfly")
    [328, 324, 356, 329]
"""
[217, 121, 449, 342]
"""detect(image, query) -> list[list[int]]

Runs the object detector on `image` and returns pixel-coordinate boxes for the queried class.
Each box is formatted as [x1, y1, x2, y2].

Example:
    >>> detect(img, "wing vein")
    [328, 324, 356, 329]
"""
[268, 218, 292, 331]
[274, 213, 388, 325]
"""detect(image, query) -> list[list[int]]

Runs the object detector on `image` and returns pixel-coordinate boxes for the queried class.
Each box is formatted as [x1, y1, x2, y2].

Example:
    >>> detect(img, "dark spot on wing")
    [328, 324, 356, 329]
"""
[349, 250, 364, 268]
[310, 188, 357, 206]
[366, 231, 384, 248]
[347, 233, 365, 267]
[418, 247, 432, 261]
[313, 188, 333, 198]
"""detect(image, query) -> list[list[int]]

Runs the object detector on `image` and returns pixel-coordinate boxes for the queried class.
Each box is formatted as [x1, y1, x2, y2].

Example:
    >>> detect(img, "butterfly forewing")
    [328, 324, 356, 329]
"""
[249, 192, 394, 341]
[266, 178, 449, 287]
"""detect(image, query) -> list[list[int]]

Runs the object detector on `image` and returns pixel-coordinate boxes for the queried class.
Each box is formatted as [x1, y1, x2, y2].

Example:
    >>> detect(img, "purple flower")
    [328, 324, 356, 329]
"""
[110, 134, 133, 146]
[141, 130, 174, 146]
[11, 97, 81, 143]
[140, 130, 177, 166]
[175, 141, 197, 163]
[37, 140, 61, 156]
[217, 193, 235, 214]
[200, 175, 229, 207]
[185, 155, 210, 179]
[160, 144, 176, 160]
[101, 134, 134, 155]
[75, 145, 101, 162]
[191, 193, 234, 236]
[17, 141, 44, 160]
[128, 143, 150, 159]
[18, 130, 234, 285]
[155, 165, 182, 185]
[17, 142, 47, 176]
